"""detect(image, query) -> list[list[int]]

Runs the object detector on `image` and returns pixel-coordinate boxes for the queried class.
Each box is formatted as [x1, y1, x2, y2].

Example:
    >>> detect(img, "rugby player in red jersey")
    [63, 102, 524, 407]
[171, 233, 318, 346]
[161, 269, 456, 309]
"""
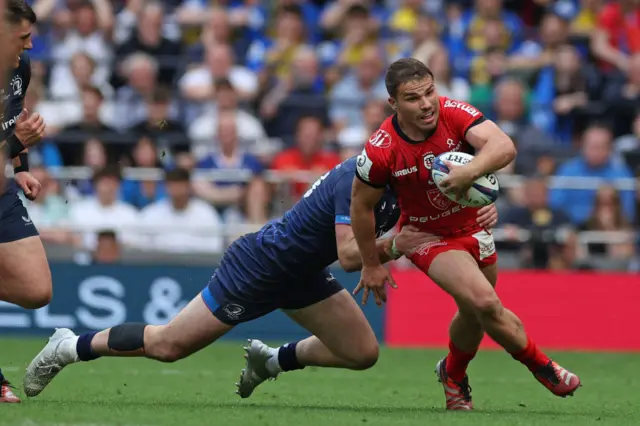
[350, 58, 581, 410]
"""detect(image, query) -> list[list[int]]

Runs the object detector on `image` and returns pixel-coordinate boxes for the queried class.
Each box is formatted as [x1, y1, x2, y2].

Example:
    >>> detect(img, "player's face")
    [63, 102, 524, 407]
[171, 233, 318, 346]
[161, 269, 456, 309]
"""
[8, 18, 32, 67]
[391, 77, 440, 135]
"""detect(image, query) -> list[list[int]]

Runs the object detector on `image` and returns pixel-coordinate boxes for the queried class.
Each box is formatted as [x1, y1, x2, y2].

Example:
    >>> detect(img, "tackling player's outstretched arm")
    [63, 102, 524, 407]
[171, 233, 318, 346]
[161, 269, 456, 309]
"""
[350, 178, 386, 268]
[335, 224, 395, 273]
[464, 120, 517, 179]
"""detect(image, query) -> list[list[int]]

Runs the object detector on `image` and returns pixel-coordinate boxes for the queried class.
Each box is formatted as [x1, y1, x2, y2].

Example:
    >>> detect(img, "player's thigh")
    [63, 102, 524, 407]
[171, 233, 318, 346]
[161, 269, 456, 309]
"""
[285, 275, 378, 366]
[146, 292, 235, 362]
[0, 196, 51, 308]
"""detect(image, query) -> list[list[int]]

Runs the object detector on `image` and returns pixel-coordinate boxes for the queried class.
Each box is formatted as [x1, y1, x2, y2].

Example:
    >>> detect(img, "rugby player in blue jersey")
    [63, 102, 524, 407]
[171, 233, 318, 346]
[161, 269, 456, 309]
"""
[0, 0, 49, 403]
[23, 158, 497, 398]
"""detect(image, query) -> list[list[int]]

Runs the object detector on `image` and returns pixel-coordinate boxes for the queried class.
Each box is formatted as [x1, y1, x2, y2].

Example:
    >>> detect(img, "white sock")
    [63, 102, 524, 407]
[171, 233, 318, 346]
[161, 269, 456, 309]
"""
[265, 347, 282, 376]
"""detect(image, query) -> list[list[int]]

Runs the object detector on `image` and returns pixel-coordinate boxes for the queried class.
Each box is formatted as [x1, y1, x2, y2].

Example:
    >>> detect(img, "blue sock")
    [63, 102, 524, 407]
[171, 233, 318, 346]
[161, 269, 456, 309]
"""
[76, 332, 101, 361]
[278, 341, 304, 372]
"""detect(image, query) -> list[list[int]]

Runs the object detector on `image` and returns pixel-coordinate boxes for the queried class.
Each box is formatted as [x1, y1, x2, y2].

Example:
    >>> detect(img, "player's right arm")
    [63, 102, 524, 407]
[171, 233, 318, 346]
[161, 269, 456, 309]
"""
[350, 141, 397, 305]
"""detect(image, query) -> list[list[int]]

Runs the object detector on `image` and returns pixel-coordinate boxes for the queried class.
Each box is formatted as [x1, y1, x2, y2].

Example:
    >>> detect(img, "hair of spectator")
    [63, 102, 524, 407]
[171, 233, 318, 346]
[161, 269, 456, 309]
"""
[122, 52, 159, 77]
[583, 122, 614, 139]
[279, 4, 303, 18]
[346, 4, 370, 18]
[385, 58, 434, 98]
[92, 165, 122, 184]
[97, 230, 118, 241]
[5, 0, 36, 25]
[149, 86, 172, 104]
[165, 168, 191, 183]
[83, 86, 104, 101]
[213, 78, 234, 92]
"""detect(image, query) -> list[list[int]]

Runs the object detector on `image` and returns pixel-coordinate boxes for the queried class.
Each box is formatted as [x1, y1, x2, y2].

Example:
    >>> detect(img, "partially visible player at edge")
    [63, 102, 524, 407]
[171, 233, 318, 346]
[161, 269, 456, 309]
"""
[0, 0, 49, 404]
[350, 58, 581, 410]
[22, 157, 498, 398]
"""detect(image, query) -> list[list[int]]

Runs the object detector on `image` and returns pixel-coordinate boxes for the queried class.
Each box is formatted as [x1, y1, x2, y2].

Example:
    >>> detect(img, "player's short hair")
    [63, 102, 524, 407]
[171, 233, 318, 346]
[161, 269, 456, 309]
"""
[5, 0, 36, 24]
[165, 168, 191, 183]
[92, 165, 122, 184]
[385, 58, 434, 98]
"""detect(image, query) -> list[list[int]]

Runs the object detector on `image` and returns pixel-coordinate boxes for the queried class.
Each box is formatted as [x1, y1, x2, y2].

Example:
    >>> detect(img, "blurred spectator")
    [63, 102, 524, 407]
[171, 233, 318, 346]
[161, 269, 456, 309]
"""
[614, 110, 640, 157]
[193, 111, 269, 224]
[590, 0, 640, 73]
[429, 47, 470, 101]
[179, 43, 258, 104]
[115, 0, 180, 45]
[389, 0, 425, 35]
[467, 19, 510, 91]
[139, 168, 223, 254]
[272, 115, 341, 200]
[570, 0, 602, 39]
[501, 176, 577, 270]
[49, 0, 114, 94]
[22, 82, 64, 168]
[115, 2, 182, 86]
[329, 44, 387, 131]
[550, 124, 635, 226]
[50, 52, 114, 101]
[68, 166, 139, 250]
[130, 87, 188, 151]
[532, 44, 602, 143]
[338, 100, 388, 159]
[185, 7, 248, 66]
[114, 53, 177, 130]
[63, 87, 116, 134]
[259, 47, 328, 139]
[189, 78, 267, 151]
[120, 136, 167, 210]
[24, 166, 70, 229]
[603, 54, 640, 134]
[581, 185, 636, 260]
[73, 137, 109, 195]
[401, 13, 442, 66]
[320, 0, 385, 36]
[92, 230, 121, 264]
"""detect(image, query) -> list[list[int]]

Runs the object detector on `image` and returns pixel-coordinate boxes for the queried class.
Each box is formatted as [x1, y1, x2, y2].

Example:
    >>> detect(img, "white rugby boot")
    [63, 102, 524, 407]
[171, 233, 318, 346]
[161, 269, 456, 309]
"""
[235, 339, 280, 398]
[23, 328, 78, 397]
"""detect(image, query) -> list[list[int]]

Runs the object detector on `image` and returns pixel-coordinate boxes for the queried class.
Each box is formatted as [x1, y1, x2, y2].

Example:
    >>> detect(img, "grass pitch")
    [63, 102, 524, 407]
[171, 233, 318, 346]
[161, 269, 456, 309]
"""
[0, 338, 637, 426]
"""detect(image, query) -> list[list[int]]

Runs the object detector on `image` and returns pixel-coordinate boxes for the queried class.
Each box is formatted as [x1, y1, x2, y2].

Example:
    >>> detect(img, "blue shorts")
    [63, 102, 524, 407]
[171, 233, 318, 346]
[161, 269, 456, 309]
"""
[0, 187, 39, 243]
[201, 233, 343, 325]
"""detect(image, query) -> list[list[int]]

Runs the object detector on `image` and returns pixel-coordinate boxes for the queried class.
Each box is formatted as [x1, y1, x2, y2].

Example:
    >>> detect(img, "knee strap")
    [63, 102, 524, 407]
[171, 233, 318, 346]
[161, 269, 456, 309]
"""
[107, 323, 147, 352]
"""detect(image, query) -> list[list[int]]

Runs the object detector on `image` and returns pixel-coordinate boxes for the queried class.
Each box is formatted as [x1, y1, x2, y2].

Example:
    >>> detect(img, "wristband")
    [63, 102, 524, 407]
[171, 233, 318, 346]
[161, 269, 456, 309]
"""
[5, 135, 26, 158]
[14, 152, 29, 174]
[390, 237, 402, 259]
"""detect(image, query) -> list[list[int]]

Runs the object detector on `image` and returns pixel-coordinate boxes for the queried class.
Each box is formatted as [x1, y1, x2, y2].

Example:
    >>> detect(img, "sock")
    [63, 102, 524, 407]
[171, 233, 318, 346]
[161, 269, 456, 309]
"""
[276, 342, 304, 372]
[510, 337, 550, 372]
[76, 332, 102, 362]
[0, 368, 4, 383]
[445, 340, 477, 382]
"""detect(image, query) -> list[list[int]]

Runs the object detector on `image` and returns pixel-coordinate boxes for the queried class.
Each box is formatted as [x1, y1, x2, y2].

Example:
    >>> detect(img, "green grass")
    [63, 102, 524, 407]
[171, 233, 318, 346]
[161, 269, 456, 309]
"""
[0, 338, 637, 426]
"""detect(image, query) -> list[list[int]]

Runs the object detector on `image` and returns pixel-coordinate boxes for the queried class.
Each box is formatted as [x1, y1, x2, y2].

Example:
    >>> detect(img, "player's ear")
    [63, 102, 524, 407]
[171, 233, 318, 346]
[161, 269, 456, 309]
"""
[388, 97, 397, 111]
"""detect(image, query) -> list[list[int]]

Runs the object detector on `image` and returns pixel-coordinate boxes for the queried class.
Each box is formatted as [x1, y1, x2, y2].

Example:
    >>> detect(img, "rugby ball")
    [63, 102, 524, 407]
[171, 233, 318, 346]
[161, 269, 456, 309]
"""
[431, 152, 500, 207]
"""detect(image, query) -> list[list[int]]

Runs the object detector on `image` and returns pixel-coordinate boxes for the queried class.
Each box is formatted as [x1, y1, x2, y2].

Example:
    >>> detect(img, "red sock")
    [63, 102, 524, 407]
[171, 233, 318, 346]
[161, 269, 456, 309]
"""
[510, 337, 550, 372]
[445, 340, 477, 382]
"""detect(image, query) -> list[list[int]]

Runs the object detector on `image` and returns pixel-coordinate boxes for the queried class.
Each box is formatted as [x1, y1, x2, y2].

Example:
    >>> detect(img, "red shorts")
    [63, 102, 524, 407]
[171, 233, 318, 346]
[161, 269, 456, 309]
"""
[407, 229, 498, 273]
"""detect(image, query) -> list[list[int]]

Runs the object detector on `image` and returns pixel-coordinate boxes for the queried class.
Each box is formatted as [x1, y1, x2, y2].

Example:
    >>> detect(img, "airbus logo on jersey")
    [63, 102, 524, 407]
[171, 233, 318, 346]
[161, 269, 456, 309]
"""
[368, 129, 392, 148]
[1, 113, 20, 131]
[393, 166, 417, 177]
[444, 100, 480, 117]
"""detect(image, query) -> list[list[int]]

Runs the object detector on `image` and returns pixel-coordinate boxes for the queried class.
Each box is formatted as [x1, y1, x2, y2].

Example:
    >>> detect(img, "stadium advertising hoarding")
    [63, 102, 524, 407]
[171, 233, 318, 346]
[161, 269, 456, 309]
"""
[386, 269, 640, 351]
[0, 264, 384, 341]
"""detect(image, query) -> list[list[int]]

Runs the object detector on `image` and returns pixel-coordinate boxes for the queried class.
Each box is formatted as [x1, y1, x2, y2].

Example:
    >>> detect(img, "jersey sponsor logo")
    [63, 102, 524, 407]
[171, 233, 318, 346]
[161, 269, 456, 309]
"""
[10, 76, 22, 96]
[446, 139, 462, 152]
[472, 230, 495, 260]
[408, 204, 466, 222]
[1, 113, 19, 131]
[393, 165, 418, 177]
[368, 129, 392, 148]
[356, 149, 374, 182]
[444, 100, 480, 117]
[423, 153, 435, 170]
[427, 188, 452, 211]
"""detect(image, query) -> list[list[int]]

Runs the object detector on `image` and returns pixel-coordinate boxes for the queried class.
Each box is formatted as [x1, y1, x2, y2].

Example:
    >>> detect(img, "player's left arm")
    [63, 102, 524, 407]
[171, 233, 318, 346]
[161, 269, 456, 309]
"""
[464, 119, 517, 179]
[335, 224, 395, 272]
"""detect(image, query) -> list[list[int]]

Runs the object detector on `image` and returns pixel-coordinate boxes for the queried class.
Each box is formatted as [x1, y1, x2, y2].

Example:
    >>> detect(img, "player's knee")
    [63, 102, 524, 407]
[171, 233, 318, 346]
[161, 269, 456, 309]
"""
[470, 290, 502, 319]
[16, 285, 52, 309]
[146, 326, 190, 363]
[349, 341, 379, 370]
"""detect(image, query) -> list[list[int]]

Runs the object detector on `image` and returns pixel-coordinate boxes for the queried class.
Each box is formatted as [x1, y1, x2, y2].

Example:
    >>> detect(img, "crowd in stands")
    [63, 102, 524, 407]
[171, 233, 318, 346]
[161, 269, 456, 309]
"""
[16, 0, 640, 270]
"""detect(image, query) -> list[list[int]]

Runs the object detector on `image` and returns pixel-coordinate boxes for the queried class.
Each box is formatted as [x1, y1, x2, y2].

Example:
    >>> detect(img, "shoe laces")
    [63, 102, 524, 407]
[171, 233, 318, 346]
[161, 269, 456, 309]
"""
[536, 361, 560, 386]
[453, 376, 472, 402]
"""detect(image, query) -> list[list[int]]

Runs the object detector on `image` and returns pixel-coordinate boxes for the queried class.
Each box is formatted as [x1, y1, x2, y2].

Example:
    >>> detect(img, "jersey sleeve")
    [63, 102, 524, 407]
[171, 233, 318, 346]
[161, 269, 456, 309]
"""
[333, 173, 354, 225]
[442, 99, 487, 140]
[355, 129, 393, 188]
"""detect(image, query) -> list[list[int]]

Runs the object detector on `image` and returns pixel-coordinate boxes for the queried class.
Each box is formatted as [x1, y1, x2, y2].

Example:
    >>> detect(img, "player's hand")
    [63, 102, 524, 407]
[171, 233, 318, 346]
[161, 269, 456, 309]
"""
[393, 225, 440, 256]
[353, 264, 397, 307]
[14, 171, 41, 201]
[476, 204, 498, 229]
[439, 161, 477, 201]
[14, 109, 46, 148]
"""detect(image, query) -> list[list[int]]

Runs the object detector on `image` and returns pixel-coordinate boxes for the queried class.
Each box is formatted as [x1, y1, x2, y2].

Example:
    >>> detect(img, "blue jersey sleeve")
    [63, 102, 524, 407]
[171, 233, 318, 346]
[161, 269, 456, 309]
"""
[333, 173, 354, 226]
